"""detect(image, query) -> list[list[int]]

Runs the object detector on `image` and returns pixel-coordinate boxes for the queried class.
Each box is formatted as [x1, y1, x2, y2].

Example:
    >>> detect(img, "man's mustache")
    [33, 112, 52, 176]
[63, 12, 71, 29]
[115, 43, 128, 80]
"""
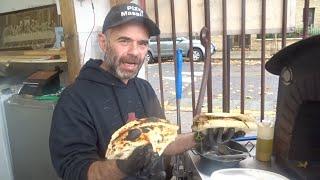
[119, 55, 141, 64]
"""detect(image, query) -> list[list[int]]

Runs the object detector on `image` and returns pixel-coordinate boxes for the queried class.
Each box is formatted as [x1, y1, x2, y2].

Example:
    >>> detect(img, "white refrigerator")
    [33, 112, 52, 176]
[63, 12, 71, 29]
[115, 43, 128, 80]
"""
[0, 93, 13, 180]
[4, 94, 59, 180]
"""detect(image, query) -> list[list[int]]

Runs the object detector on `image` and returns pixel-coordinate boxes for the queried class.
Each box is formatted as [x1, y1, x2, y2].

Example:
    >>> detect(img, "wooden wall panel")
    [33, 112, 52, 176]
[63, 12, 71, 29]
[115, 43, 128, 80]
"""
[59, 0, 81, 84]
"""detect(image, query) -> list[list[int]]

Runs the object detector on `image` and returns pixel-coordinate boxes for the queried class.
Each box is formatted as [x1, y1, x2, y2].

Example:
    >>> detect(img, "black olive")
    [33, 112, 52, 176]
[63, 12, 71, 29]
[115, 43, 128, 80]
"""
[125, 128, 142, 141]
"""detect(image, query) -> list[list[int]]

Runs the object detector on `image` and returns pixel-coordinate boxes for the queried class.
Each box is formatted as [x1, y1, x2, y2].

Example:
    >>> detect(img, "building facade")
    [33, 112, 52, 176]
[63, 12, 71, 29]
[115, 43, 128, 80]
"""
[234, 0, 320, 53]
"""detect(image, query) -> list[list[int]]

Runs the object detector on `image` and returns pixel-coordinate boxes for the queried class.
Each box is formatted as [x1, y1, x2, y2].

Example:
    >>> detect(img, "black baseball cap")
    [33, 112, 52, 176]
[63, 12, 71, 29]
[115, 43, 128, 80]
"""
[102, 3, 160, 36]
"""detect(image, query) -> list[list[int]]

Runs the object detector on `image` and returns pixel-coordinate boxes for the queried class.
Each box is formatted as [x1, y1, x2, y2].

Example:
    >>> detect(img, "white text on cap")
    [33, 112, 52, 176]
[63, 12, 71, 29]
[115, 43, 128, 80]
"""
[120, 5, 144, 17]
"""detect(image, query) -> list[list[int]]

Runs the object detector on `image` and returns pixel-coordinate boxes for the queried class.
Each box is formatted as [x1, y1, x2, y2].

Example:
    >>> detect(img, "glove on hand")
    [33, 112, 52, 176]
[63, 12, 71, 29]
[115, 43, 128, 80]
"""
[116, 144, 153, 176]
[195, 128, 245, 152]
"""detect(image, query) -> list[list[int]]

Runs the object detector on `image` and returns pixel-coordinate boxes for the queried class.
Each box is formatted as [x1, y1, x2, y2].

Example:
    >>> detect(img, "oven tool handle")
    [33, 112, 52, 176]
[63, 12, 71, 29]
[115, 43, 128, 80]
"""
[233, 135, 257, 153]
[195, 27, 211, 116]
[233, 135, 257, 141]
[218, 143, 252, 157]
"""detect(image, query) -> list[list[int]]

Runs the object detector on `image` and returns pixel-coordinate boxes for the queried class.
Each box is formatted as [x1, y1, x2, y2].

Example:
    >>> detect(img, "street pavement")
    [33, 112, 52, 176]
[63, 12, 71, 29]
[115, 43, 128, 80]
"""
[146, 60, 279, 133]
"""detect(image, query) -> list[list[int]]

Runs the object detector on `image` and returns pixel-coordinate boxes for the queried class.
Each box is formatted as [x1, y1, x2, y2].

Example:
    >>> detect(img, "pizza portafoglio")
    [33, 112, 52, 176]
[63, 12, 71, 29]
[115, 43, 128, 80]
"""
[106, 117, 179, 160]
[192, 112, 257, 132]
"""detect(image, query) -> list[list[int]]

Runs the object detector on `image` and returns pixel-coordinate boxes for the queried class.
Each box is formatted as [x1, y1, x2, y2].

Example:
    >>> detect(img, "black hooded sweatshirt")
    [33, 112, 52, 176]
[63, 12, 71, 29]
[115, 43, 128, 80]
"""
[49, 59, 165, 180]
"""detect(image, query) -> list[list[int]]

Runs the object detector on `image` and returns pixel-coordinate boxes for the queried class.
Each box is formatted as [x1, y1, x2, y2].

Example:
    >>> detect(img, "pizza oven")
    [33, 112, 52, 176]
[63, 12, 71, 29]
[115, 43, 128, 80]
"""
[266, 35, 320, 179]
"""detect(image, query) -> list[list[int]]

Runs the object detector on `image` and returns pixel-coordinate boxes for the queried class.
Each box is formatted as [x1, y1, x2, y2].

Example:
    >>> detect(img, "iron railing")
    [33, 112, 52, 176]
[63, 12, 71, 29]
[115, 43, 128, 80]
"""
[147, 0, 311, 126]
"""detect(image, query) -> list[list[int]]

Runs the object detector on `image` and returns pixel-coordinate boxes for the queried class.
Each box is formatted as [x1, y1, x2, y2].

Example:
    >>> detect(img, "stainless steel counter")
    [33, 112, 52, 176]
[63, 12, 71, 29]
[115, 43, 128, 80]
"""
[183, 142, 298, 180]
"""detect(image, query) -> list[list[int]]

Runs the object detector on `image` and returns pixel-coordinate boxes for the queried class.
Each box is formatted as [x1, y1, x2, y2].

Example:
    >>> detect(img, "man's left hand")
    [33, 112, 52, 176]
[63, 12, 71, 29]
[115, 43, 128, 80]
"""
[194, 128, 245, 152]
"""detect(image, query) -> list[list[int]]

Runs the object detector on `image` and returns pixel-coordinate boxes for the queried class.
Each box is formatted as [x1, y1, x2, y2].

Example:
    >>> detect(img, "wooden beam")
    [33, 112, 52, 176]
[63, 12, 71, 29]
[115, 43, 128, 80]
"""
[0, 49, 66, 57]
[59, 0, 81, 84]
[110, 0, 132, 6]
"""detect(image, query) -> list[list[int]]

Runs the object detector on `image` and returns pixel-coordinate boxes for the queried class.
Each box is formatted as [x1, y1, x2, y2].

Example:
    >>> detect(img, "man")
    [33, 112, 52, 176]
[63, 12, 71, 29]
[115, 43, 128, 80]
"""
[49, 3, 197, 180]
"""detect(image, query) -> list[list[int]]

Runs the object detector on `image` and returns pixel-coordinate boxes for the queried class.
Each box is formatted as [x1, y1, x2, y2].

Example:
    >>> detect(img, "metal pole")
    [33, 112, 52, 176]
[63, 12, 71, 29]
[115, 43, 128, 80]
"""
[205, 0, 212, 113]
[169, 1, 186, 179]
[195, 0, 211, 116]
[169, 0, 178, 131]
[281, 0, 288, 48]
[240, 0, 246, 114]
[303, 0, 310, 39]
[226, 35, 231, 113]
[187, 0, 196, 117]
[153, 0, 165, 111]
[261, 0, 266, 121]
[222, 0, 228, 112]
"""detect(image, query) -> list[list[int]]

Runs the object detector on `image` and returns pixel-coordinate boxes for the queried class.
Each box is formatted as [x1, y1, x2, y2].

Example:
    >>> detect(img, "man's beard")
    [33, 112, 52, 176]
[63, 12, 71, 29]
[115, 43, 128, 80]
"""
[104, 49, 144, 81]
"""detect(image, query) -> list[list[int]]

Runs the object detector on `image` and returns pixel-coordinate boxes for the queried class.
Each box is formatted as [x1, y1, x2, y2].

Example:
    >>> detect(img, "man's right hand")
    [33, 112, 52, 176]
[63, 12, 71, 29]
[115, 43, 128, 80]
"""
[116, 144, 153, 176]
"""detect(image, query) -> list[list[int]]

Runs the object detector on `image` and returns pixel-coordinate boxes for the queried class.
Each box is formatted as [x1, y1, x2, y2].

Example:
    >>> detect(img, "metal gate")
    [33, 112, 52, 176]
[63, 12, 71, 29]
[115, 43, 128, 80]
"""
[145, 0, 313, 129]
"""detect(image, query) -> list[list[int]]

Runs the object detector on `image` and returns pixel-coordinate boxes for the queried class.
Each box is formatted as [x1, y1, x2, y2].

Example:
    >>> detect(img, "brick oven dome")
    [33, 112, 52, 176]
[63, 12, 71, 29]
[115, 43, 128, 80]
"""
[266, 35, 320, 75]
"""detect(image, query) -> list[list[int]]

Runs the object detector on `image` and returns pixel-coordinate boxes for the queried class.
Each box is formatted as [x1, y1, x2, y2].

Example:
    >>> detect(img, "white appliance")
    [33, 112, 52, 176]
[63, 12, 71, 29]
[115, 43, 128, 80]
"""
[5, 94, 59, 180]
[0, 92, 14, 180]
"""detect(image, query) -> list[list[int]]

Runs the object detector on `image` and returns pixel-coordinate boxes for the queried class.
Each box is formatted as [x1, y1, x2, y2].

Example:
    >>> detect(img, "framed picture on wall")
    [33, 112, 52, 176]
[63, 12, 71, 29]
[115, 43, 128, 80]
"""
[0, 4, 57, 50]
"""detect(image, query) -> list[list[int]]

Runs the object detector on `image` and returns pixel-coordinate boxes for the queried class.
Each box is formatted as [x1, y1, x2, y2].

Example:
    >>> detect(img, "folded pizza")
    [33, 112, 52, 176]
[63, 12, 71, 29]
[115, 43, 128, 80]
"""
[192, 112, 257, 132]
[106, 117, 179, 160]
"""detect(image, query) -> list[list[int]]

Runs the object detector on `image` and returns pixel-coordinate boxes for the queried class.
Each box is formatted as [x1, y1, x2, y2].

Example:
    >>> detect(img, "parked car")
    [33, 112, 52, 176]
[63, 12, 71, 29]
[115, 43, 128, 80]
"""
[146, 36, 216, 63]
